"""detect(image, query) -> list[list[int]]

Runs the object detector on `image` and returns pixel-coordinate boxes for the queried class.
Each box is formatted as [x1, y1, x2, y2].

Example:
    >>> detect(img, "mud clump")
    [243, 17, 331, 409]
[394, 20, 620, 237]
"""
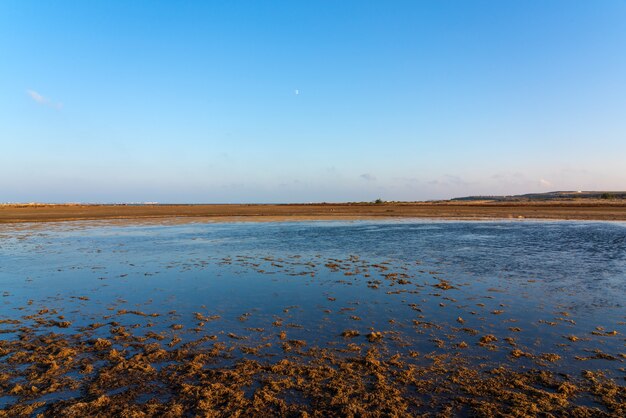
[93, 338, 112, 350]
[433, 279, 455, 290]
[541, 353, 562, 362]
[479, 335, 498, 345]
[366, 332, 383, 342]
[510, 349, 531, 358]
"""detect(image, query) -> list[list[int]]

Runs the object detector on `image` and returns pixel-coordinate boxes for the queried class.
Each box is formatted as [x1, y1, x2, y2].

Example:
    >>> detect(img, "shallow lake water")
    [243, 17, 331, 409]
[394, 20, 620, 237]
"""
[1, 219, 625, 415]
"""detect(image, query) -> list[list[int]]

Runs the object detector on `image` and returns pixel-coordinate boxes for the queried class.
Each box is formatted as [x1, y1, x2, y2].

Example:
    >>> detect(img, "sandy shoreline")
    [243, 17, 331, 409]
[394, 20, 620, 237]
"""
[1, 201, 626, 224]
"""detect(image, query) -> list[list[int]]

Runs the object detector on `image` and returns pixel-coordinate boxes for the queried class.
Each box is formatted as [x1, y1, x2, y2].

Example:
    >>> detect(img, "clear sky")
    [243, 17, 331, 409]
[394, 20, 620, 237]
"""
[1, 1, 625, 203]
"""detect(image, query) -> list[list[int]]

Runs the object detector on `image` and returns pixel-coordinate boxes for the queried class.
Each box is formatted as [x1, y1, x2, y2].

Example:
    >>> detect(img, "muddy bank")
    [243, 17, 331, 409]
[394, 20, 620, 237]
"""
[1, 320, 623, 417]
[2, 201, 626, 224]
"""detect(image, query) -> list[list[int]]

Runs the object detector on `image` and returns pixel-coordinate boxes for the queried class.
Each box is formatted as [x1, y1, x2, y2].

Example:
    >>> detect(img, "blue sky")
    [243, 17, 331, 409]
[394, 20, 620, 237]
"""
[1, 1, 625, 203]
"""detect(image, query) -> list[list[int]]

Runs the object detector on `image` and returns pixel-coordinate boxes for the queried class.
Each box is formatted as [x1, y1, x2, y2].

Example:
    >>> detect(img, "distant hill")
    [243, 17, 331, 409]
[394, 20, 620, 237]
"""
[451, 191, 626, 201]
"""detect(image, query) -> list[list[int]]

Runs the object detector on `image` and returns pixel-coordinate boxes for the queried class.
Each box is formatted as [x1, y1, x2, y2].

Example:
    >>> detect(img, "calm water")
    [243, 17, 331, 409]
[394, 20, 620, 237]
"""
[1, 220, 625, 387]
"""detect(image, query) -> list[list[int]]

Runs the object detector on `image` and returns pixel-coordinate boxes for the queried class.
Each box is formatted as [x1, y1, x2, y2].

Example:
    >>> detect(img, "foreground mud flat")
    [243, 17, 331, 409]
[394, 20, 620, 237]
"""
[0, 220, 625, 416]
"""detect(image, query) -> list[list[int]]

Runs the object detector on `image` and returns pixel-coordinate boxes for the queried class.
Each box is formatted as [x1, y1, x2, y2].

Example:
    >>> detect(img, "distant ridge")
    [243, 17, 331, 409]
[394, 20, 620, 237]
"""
[451, 191, 626, 201]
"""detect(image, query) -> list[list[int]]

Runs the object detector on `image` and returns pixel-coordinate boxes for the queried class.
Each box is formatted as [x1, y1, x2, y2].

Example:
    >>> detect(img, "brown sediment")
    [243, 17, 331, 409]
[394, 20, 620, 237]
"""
[2, 200, 626, 225]
[1, 323, 624, 417]
[366, 332, 383, 342]
[479, 335, 498, 345]
[510, 349, 530, 358]
[540, 353, 562, 362]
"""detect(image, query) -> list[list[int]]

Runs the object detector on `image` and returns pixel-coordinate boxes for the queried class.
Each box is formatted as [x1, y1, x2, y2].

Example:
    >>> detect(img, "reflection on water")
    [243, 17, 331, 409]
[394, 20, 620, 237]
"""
[1, 220, 625, 413]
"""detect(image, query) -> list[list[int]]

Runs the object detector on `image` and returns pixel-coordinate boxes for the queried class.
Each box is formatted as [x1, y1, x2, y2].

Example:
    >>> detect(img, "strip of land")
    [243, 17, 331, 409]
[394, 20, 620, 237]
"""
[1, 201, 626, 224]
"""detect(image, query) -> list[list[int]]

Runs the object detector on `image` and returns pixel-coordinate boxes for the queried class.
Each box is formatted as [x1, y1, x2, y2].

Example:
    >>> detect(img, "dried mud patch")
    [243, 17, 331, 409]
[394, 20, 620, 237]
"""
[1, 325, 624, 417]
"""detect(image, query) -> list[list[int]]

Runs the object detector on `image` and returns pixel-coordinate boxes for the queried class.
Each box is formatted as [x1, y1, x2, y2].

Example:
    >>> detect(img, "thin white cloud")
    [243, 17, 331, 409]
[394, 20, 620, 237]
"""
[27, 89, 62, 109]
[427, 174, 471, 188]
[27, 90, 46, 103]
[539, 178, 552, 187]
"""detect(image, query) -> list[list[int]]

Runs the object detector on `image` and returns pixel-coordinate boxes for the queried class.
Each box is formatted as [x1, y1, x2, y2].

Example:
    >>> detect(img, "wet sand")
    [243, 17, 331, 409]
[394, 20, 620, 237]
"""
[2, 200, 626, 224]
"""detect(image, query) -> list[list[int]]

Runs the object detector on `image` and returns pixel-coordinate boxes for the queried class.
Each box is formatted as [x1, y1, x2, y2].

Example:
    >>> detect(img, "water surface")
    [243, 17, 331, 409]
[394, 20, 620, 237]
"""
[1, 220, 625, 415]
